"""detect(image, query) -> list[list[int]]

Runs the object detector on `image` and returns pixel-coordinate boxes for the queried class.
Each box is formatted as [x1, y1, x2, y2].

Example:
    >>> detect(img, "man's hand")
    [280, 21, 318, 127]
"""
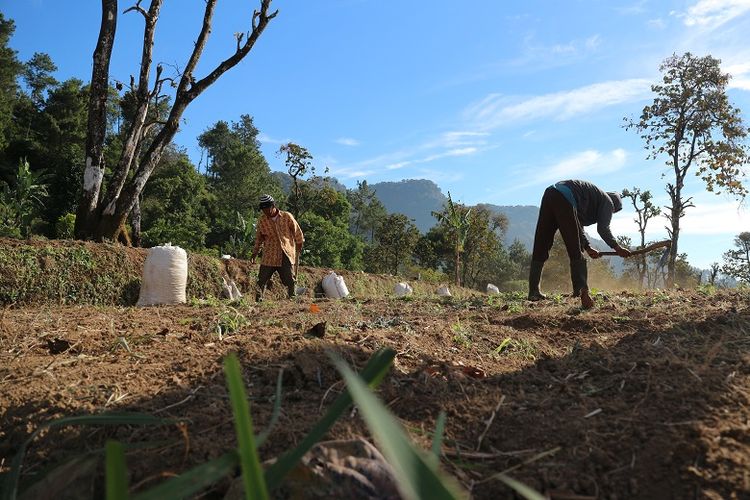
[614, 246, 632, 258]
[585, 247, 601, 259]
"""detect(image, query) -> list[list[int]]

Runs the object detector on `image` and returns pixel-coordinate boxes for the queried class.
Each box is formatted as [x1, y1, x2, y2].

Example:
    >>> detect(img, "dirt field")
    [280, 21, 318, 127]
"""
[1, 285, 749, 499]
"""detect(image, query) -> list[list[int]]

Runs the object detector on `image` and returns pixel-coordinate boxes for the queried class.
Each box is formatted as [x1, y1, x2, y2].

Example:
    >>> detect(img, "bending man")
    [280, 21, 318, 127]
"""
[250, 194, 304, 301]
[528, 180, 631, 308]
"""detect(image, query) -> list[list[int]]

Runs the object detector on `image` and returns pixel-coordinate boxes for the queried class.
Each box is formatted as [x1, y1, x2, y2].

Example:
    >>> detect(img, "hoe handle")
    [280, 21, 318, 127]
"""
[598, 239, 671, 257]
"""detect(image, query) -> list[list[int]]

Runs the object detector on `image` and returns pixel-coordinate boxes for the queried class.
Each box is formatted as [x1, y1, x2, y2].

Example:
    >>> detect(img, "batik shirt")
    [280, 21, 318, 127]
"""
[253, 210, 304, 266]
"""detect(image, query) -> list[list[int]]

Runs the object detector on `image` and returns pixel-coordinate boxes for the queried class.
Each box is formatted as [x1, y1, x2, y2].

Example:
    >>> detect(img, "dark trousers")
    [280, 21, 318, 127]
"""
[256, 254, 296, 300]
[532, 187, 585, 262]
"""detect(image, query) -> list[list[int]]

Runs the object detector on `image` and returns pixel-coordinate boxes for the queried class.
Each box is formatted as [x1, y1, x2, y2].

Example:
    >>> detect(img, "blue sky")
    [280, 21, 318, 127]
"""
[4, 0, 750, 268]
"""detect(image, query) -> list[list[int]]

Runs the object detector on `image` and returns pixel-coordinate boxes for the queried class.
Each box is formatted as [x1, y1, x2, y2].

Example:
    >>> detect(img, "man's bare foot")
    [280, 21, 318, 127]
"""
[580, 289, 594, 309]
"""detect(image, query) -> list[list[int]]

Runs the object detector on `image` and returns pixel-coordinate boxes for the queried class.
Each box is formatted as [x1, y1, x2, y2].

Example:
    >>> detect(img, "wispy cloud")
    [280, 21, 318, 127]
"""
[464, 79, 653, 130]
[258, 133, 288, 146]
[385, 147, 479, 170]
[516, 149, 629, 189]
[726, 61, 750, 90]
[675, 0, 750, 29]
[335, 137, 360, 147]
[647, 18, 667, 29]
[616, 0, 650, 15]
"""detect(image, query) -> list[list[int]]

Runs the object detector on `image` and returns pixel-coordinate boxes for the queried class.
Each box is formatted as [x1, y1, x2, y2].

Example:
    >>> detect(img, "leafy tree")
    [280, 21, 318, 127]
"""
[431, 192, 473, 286]
[0, 13, 22, 152]
[140, 151, 214, 250]
[198, 115, 279, 247]
[621, 187, 661, 288]
[75, 0, 278, 241]
[23, 52, 58, 107]
[298, 186, 364, 269]
[277, 142, 318, 218]
[625, 52, 749, 286]
[0, 158, 48, 237]
[367, 213, 420, 275]
[347, 180, 387, 242]
[722, 232, 750, 283]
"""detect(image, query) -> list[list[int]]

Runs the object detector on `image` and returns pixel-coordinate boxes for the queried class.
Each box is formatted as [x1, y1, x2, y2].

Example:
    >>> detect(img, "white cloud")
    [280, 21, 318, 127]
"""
[257, 133, 287, 145]
[464, 79, 653, 130]
[612, 199, 750, 236]
[335, 137, 360, 147]
[679, 0, 750, 29]
[385, 147, 479, 170]
[616, 0, 649, 15]
[647, 18, 666, 29]
[516, 149, 629, 189]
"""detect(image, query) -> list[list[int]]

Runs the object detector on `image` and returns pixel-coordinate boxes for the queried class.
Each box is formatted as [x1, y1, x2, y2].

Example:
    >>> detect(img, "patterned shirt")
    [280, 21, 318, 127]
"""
[253, 210, 304, 266]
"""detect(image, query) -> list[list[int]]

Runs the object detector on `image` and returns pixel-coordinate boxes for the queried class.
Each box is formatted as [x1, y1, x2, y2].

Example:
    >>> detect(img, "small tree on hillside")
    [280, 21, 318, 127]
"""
[625, 52, 749, 287]
[367, 213, 420, 275]
[708, 262, 721, 286]
[278, 142, 317, 218]
[432, 192, 473, 286]
[722, 231, 750, 283]
[75, 0, 278, 241]
[621, 187, 661, 288]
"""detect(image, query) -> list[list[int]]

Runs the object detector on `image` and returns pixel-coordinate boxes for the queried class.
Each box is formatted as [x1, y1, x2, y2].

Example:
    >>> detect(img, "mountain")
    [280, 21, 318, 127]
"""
[369, 179, 447, 232]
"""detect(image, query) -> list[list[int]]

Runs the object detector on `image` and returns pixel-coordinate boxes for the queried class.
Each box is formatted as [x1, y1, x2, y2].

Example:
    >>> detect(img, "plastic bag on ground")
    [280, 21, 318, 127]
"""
[486, 283, 500, 295]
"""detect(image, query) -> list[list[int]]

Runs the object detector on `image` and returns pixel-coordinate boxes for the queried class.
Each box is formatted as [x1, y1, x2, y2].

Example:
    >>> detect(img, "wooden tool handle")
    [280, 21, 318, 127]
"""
[598, 239, 671, 257]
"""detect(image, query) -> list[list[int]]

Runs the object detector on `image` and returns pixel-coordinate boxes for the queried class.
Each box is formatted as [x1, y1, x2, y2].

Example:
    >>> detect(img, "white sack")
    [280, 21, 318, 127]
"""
[137, 244, 188, 306]
[436, 285, 452, 297]
[322, 271, 350, 299]
[486, 283, 500, 295]
[394, 282, 413, 297]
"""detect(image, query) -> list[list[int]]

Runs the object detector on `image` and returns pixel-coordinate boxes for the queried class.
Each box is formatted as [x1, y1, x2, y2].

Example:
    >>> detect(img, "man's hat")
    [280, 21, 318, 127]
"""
[607, 192, 623, 213]
[259, 194, 275, 209]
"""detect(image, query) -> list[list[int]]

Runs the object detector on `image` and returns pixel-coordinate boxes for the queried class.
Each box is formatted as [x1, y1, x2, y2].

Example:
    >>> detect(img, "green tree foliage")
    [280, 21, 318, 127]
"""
[298, 186, 363, 269]
[347, 180, 387, 242]
[722, 232, 750, 283]
[0, 158, 48, 237]
[140, 151, 214, 250]
[198, 115, 280, 248]
[0, 13, 22, 152]
[626, 52, 750, 286]
[277, 142, 320, 218]
[460, 206, 509, 288]
[366, 213, 420, 275]
[431, 192, 473, 286]
[23, 52, 58, 107]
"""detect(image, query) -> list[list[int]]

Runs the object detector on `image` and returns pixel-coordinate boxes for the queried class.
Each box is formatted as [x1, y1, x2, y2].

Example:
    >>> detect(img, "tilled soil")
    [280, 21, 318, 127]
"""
[1, 289, 749, 499]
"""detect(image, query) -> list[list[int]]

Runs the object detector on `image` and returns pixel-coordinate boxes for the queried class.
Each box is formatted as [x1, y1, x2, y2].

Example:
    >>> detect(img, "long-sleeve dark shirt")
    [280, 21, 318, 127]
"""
[558, 179, 618, 249]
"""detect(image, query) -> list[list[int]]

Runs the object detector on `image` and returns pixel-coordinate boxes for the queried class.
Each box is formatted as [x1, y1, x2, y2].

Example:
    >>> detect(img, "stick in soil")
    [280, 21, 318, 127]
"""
[476, 395, 505, 451]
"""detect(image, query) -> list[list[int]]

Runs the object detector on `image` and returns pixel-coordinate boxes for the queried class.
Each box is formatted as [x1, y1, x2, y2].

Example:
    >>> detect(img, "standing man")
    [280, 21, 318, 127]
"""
[528, 180, 631, 309]
[250, 194, 305, 301]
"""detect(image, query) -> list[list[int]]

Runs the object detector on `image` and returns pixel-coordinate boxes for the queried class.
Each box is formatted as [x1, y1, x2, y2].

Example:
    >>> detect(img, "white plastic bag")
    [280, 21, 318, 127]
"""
[322, 271, 350, 299]
[486, 283, 500, 295]
[137, 244, 188, 306]
[394, 282, 413, 297]
[436, 285, 452, 297]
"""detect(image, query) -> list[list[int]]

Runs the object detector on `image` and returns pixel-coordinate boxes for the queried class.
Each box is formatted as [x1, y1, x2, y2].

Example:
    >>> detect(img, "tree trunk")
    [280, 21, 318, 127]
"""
[75, 0, 117, 239]
[130, 194, 142, 247]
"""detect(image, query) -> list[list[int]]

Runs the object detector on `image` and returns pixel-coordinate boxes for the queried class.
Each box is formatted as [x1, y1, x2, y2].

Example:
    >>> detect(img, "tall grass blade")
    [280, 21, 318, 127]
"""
[255, 368, 284, 447]
[223, 353, 268, 500]
[264, 347, 396, 490]
[2, 413, 173, 500]
[105, 440, 129, 500]
[332, 355, 464, 500]
[132, 452, 239, 500]
[431, 410, 447, 466]
[495, 474, 546, 500]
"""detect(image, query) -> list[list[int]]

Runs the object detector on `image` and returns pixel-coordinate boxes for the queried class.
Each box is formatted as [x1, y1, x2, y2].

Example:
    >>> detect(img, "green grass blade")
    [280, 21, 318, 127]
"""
[264, 347, 396, 490]
[132, 452, 239, 500]
[255, 368, 284, 447]
[223, 353, 268, 500]
[105, 440, 129, 500]
[332, 355, 464, 500]
[2, 413, 174, 500]
[495, 474, 546, 500]
[430, 411, 447, 466]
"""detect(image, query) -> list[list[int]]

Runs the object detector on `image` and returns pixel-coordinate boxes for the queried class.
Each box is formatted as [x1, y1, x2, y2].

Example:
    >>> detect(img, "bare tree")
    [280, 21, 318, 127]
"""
[708, 262, 720, 286]
[625, 53, 749, 286]
[75, 0, 278, 241]
[621, 187, 661, 288]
